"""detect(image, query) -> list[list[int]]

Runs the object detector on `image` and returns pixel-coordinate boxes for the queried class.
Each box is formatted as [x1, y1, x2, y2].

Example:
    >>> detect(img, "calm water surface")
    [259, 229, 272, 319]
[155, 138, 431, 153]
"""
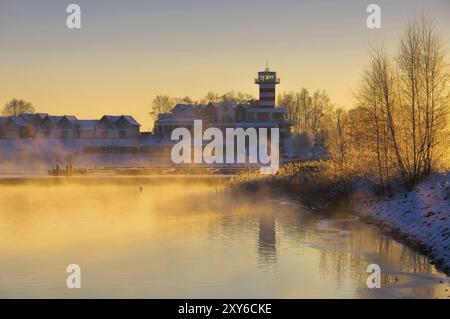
[0, 178, 448, 298]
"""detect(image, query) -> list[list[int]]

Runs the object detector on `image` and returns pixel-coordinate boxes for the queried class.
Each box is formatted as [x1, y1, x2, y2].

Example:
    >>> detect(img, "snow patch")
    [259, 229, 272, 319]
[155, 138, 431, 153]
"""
[352, 173, 450, 275]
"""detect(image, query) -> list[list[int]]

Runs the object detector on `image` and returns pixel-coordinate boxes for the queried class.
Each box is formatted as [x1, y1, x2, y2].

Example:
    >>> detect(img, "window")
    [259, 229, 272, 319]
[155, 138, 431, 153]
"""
[223, 115, 232, 123]
[236, 111, 245, 122]
[259, 74, 275, 82]
[61, 131, 69, 139]
[273, 113, 284, 120]
[257, 112, 270, 121]
[101, 130, 108, 138]
[119, 130, 127, 139]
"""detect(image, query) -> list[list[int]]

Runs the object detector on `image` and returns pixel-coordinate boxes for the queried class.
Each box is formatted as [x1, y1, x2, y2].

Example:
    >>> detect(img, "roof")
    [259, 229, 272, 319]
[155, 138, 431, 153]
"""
[170, 105, 204, 121]
[36, 113, 49, 119]
[207, 100, 238, 109]
[100, 115, 140, 126]
[20, 113, 49, 122]
[20, 114, 36, 122]
[61, 115, 79, 125]
[172, 104, 205, 112]
[120, 115, 140, 126]
[43, 115, 64, 124]
[101, 115, 121, 123]
[7, 116, 28, 127]
[1, 114, 142, 129]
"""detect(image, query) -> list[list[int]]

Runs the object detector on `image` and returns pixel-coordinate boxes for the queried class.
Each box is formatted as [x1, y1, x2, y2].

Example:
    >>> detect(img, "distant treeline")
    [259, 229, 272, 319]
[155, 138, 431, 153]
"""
[277, 89, 332, 134]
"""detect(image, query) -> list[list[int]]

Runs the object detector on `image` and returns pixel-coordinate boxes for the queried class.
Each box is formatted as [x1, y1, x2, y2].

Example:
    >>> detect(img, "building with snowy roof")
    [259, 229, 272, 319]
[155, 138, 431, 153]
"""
[0, 113, 141, 140]
[154, 67, 293, 138]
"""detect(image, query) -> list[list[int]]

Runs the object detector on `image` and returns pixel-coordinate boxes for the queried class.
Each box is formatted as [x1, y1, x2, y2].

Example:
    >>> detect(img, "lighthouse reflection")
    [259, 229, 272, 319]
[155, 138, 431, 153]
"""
[257, 210, 277, 267]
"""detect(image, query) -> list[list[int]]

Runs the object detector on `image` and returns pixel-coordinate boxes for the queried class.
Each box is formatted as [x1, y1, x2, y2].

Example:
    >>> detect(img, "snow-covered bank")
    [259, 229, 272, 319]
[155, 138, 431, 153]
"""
[352, 173, 450, 275]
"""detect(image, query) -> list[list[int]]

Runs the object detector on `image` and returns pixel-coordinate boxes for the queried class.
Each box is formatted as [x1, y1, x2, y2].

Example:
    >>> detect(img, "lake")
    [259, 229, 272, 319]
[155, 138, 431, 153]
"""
[0, 177, 448, 298]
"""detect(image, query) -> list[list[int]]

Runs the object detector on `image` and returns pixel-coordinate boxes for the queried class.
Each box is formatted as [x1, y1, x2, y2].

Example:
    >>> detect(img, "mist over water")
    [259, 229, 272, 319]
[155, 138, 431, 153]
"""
[0, 178, 448, 298]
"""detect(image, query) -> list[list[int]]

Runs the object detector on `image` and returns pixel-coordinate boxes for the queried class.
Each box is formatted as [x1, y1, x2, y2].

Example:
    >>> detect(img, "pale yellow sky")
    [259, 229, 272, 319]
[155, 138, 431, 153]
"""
[0, 0, 449, 130]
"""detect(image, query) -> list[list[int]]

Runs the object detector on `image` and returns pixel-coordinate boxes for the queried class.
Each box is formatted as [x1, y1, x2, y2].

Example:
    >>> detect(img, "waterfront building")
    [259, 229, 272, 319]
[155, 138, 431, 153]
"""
[154, 67, 293, 138]
[0, 114, 141, 140]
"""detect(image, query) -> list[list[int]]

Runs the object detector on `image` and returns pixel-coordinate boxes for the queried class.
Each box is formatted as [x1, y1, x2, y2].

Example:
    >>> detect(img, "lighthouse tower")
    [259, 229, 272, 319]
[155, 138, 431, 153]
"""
[255, 63, 280, 108]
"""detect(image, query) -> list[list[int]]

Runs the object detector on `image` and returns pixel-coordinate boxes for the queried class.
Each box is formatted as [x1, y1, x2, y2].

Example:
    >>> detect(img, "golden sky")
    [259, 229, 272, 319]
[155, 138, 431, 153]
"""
[0, 0, 449, 130]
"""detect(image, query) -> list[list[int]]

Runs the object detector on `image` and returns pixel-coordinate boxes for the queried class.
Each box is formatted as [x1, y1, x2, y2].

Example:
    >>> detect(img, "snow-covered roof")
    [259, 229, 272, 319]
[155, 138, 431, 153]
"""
[36, 113, 49, 119]
[61, 115, 79, 125]
[100, 115, 121, 123]
[171, 104, 204, 120]
[100, 115, 140, 126]
[7, 116, 28, 127]
[207, 100, 238, 109]
[20, 113, 49, 122]
[1, 113, 142, 130]
[120, 115, 140, 126]
[44, 115, 64, 124]
[172, 104, 205, 112]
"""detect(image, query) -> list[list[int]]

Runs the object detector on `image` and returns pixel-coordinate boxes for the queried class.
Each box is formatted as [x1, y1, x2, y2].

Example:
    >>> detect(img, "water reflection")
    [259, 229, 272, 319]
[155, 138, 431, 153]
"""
[258, 212, 277, 267]
[0, 178, 448, 298]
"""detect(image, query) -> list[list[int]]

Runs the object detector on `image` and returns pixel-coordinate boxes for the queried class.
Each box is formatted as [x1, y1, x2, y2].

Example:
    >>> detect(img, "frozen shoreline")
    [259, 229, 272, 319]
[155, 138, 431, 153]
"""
[352, 173, 450, 275]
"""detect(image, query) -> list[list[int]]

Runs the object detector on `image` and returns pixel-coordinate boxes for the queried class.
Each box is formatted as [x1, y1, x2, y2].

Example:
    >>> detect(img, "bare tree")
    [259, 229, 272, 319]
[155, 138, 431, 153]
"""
[298, 88, 312, 132]
[2, 98, 35, 116]
[310, 90, 332, 132]
[356, 47, 399, 192]
[416, 17, 449, 175]
[174, 95, 196, 104]
[149, 95, 174, 125]
[353, 17, 449, 190]
[220, 91, 254, 104]
[200, 91, 221, 104]
[199, 91, 255, 104]
[325, 108, 351, 173]
[278, 92, 299, 131]
[278, 89, 333, 133]
[397, 16, 449, 187]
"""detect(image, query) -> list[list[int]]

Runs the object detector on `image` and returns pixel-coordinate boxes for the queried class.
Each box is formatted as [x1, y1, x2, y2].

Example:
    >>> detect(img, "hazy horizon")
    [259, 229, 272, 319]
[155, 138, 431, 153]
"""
[1, 0, 449, 129]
